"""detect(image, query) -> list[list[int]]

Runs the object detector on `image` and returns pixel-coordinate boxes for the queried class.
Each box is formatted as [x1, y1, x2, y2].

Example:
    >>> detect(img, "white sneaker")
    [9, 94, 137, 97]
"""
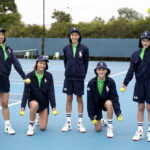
[61, 122, 72, 132]
[5, 124, 15, 135]
[132, 130, 144, 141]
[107, 126, 114, 138]
[101, 118, 108, 126]
[147, 131, 150, 142]
[77, 122, 87, 133]
[27, 125, 35, 136]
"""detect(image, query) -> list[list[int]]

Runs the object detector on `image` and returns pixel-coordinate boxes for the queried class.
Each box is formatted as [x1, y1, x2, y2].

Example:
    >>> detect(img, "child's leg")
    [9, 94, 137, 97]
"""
[29, 101, 39, 123]
[0, 93, 9, 121]
[0, 92, 15, 134]
[77, 95, 83, 122]
[39, 108, 48, 131]
[105, 100, 114, 138]
[146, 104, 150, 130]
[137, 103, 145, 130]
[104, 100, 113, 127]
[66, 94, 73, 122]
[95, 120, 102, 132]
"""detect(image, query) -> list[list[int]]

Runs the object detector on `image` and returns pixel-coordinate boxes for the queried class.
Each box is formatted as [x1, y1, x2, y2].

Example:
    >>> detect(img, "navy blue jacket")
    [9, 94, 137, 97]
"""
[21, 71, 56, 109]
[124, 47, 150, 86]
[87, 76, 121, 120]
[63, 44, 89, 80]
[0, 45, 26, 79]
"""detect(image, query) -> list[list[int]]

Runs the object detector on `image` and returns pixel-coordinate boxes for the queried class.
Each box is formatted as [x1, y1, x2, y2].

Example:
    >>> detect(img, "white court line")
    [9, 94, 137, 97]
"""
[1, 70, 127, 109]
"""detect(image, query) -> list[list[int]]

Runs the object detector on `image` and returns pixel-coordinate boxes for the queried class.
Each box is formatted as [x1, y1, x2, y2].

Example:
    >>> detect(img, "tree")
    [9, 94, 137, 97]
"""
[118, 7, 143, 22]
[91, 17, 105, 24]
[0, 0, 21, 31]
[51, 9, 72, 23]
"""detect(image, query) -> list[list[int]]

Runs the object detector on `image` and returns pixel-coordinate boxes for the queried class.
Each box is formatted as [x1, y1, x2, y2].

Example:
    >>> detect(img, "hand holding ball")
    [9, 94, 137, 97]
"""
[120, 88, 125, 92]
[20, 111, 25, 116]
[117, 115, 123, 121]
[92, 119, 98, 125]
[52, 110, 58, 116]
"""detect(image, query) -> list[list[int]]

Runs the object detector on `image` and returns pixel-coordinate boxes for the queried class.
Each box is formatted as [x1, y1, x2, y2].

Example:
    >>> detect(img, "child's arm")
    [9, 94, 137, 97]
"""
[110, 79, 122, 117]
[83, 47, 89, 77]
[87, 82, 96, 121]
[9, 48, 26, 79]
[48, 74, 56, 109]
[123, 54, 135, 87]
[63, 48, 67, 68]
[21, 82, 30, 110]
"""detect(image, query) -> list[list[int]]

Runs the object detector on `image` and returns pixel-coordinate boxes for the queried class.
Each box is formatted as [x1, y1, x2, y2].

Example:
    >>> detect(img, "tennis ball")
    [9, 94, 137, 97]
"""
[120, 88, 125, 92]
[92, 119, 98, 125]
[147, 8, 150, 13]
[20, 111, 25, 116]
[26, 78, 31, 84]
[52, 110, 58, 115]
[117, 116, 123, 121]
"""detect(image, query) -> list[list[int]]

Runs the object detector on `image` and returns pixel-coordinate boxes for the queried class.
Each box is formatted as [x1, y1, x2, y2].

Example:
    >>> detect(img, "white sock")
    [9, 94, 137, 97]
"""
[138, 122, 143, 131]
[5, 120, 10, 126]
[107, 119, 113, 127]
[78, 113, 83, 123]
[66, 113, 71, 122]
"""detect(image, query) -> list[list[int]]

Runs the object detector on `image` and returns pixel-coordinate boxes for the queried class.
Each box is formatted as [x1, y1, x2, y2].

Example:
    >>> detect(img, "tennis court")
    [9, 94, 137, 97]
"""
[0, 59, 149, 150]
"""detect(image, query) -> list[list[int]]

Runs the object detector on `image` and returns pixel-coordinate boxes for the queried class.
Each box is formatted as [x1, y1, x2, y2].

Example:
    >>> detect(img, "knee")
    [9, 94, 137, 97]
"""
[96, 127, 101, 132]
[2, 103, 8, 109]
[138, 103, 145, 111]
[67, 95, 73, 103]
[40, 126, 47, 131]
[147, 104, 150, 112]
[30, 101, 39, 111]
[77, 96, 83, 103]
[105, 100, 113, 110]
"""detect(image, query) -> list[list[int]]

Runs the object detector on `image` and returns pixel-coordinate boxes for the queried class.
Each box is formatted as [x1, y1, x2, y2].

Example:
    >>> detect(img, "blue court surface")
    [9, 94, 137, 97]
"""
[0, 59, 149, 150]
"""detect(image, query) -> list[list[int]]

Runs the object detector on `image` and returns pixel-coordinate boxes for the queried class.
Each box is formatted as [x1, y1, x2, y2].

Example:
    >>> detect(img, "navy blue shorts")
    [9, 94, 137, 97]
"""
[63, 79, 84, 96]
[133, 80, 150, 104]
[0, 76, 10, 92]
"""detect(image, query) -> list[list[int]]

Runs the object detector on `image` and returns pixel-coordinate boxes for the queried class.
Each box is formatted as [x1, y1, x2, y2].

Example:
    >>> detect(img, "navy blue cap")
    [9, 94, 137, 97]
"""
[36, 56, 49, 62]
[69, 27, 81, 35]
[0, 27, 6, 33]
[140, 31, 150, 39]
[94, 61, 111, 75]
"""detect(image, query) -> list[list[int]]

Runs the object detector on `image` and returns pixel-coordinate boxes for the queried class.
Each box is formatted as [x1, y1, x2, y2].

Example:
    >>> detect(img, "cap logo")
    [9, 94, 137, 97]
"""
[73, 27, 76, 30]
[145, 32, 147, 35]
[101, 62, 103, 66]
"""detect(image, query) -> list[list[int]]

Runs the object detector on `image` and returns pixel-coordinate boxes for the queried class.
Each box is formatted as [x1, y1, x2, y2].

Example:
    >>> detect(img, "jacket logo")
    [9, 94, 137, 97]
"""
[106, 86, 109, 92]
[134, 96, 138, 99]
[64, 88, 67, 91]
[45, 78, 47, 83]
[79, 51, 82, 58]
[8, 48, 11, 53]
[87, 87, 90, 91]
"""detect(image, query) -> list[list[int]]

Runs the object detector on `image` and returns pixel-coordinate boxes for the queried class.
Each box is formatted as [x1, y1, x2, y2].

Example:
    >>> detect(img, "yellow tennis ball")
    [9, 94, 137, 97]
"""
[26, 78, 31, 83]
[147, 8, 150, 13]
[120, 88, 125, 92]
[92, 119, 98, 125]
[20, 111, 25, 116]
[117, 116, 123, 121]
[52, 110, 58, 115]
